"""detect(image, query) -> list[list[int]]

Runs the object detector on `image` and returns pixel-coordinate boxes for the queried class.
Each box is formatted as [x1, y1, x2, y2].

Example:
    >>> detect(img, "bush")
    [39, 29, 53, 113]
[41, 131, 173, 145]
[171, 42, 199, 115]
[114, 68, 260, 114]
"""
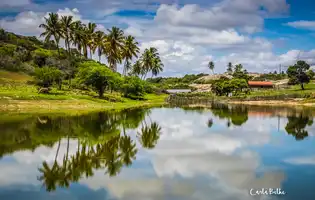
[121, 76, 145, 99]
[76, 61, 120, 97]
[34, 66, 64, 88]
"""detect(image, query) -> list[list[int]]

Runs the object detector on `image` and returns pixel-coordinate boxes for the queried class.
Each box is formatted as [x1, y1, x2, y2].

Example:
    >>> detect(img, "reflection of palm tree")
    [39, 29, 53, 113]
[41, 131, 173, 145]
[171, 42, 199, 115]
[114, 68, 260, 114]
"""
[285, 115, 313, 141]
[38, 161, 60, 192]
[119, 135, 137, 166]
[137, 122, 161, 149]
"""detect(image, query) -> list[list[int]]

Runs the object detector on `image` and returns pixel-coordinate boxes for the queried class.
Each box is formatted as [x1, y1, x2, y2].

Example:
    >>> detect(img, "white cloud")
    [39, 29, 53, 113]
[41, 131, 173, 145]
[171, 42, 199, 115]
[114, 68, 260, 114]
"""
[286, 20, 315, 31]
[284, 156, 315, 165]
[1, 0, 310, 76]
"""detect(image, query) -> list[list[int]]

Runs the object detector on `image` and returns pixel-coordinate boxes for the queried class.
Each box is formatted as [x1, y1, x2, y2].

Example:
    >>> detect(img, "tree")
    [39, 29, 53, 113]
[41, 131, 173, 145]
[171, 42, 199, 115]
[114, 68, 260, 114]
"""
[138, 47, 163, 79]
[94, 31, 106, 62]
[39, 13, 62, 56]
[104, 27, 125, 71]
[122, 35, 139, 75]
[287, 60, 311, 90]
[76, 62, 118, 97]
[87, 22, 97, 59]
[60, 16, 75, 55]
[121, 76, 145, 99]
[227, 62, 233, 74]
[34, 66, 64, 88]
[208, 61, 215, 74]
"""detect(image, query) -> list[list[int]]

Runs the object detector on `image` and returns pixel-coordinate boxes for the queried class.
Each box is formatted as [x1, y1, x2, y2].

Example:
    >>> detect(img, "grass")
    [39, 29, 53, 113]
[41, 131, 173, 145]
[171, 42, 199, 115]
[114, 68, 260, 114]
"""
[0, 70, 168, 113]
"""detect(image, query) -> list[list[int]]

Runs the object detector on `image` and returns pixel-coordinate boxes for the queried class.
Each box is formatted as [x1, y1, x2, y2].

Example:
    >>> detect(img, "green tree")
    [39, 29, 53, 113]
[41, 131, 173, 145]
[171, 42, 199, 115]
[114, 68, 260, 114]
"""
[39, 13, 62, 56]
[104, 27, 125, 71]
[60, 16, 75, 55]
[94, 31, 106, 62]
[227, 62, 233, 74]
[287, 60, 311, 90]
[208, 61, 215, 74]
[34, 66, 64, 88]
[76, 62, 118, 97]
[121, 76, 145, 99]
[87, 22, 97, 59]
[122, 35, 140, 75]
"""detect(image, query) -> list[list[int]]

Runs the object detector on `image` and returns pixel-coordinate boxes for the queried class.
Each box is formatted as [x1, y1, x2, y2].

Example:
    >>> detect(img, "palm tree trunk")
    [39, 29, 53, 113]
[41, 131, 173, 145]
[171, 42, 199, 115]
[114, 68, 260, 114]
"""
[89, 48, 92, 59]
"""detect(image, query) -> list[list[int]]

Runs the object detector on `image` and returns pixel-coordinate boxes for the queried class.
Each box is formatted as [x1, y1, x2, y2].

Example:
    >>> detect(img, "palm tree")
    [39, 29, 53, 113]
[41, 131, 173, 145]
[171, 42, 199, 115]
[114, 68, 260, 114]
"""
[151, 57, 164, 77]
[39, 12, 62, 56]
[60, 15, 75, 55]
[87, 22, 97, 59]
[227, 62, 233, 74]
[122, 35, 140, 75]
[71, 21, 84, 56]
[104, 27, 125, 71]
[208, 61, 215, 74]
[94, 31, 106, 62]
[140, 47, 160, 80]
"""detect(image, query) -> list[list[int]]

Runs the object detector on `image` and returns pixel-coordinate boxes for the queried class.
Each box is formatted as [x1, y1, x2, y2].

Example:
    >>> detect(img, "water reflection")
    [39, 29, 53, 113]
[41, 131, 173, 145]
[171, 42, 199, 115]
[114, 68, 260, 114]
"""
[0, 105, 315, 200]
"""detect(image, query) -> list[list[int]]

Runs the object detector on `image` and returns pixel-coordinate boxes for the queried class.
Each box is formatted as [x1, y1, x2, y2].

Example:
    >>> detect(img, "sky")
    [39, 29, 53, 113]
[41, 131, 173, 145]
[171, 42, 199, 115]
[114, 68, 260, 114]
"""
[0, 0, 315, 77]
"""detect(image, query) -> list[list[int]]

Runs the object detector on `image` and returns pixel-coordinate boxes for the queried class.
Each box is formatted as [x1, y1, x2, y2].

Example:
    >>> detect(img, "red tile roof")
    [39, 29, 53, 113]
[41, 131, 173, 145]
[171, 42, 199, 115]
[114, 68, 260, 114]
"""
[248, 81, 273, 86]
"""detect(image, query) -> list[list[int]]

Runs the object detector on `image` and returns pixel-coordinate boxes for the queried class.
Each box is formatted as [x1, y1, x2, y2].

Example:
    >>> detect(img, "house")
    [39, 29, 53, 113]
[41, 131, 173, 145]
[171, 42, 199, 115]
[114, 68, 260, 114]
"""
[248, 81, 274, 89]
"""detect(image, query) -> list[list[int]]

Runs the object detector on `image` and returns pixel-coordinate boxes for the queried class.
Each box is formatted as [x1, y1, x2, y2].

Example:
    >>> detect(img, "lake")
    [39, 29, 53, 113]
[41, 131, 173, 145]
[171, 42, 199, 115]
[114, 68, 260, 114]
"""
[0, 104, 315, 200]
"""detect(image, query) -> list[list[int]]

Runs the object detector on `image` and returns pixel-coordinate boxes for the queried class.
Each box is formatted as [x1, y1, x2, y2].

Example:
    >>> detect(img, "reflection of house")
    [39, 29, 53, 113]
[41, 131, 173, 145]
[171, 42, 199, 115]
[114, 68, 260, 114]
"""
[248, 111, 274, 117]
[248, 81, 274, 89]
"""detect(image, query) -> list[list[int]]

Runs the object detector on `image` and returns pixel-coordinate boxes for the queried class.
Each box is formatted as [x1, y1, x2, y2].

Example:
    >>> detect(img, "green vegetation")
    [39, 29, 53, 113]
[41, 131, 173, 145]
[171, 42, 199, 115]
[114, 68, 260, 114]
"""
[0, 12, 168, 111]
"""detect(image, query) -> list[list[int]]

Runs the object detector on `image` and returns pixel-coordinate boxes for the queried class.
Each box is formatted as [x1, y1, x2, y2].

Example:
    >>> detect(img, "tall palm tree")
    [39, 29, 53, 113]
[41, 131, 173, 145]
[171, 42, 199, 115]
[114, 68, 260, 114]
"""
[60, 16, 75, 55]
[208, 61, 215, 74]
[104, 27, 125, 71]
[87, 22, 97, 59]
[151, 57, 164, 77]
[227, 62, 233, 74]
[94, 31, 106, 62]
[122, 35, 140, 75]
[39, 12, 62, 56]
[140, 47, 159, 80]
[71, 21, 84, 56]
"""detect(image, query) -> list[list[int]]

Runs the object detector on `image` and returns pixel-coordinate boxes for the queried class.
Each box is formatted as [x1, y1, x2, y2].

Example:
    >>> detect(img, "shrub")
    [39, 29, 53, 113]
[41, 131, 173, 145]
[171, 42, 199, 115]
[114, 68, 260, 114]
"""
[121, 76, 145, 99]
[76, 61, 119, 97]
[34, 66, 64, 88]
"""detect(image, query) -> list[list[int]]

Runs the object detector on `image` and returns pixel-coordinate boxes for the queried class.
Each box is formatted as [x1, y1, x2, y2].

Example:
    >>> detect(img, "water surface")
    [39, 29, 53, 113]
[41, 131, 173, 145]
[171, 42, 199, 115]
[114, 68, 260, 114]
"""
[0, 104, 315, 200]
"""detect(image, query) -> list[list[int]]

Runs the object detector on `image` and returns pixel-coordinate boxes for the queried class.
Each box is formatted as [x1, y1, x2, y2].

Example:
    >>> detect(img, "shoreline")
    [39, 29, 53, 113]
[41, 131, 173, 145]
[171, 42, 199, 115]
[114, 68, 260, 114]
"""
[0, 95, 168, 114]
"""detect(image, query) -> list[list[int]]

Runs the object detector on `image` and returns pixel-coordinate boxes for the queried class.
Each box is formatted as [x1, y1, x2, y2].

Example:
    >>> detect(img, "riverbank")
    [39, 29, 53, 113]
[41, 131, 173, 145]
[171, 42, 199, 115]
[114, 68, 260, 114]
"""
[0, 94, 168, 114]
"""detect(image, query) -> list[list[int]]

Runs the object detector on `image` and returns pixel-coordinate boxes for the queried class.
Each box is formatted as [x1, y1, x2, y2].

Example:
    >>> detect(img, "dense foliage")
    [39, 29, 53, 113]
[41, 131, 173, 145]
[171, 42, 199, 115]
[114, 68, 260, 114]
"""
[211, 78, 249, 96]
[0, 11, 165, 99]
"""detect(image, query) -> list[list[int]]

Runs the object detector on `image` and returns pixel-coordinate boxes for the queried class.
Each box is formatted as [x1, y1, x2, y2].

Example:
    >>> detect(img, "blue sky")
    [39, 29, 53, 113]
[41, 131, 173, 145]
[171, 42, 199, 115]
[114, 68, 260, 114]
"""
[0, 0, 315, 76]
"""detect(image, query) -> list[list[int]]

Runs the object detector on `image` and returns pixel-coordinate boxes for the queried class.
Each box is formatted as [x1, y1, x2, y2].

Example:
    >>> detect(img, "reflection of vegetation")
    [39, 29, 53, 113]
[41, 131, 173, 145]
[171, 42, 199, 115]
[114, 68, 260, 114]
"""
[137, 121, 162, 149]
[285, 114, 313, 141]
[211, 103, 248, 127]
[0, 108, 162, 192]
